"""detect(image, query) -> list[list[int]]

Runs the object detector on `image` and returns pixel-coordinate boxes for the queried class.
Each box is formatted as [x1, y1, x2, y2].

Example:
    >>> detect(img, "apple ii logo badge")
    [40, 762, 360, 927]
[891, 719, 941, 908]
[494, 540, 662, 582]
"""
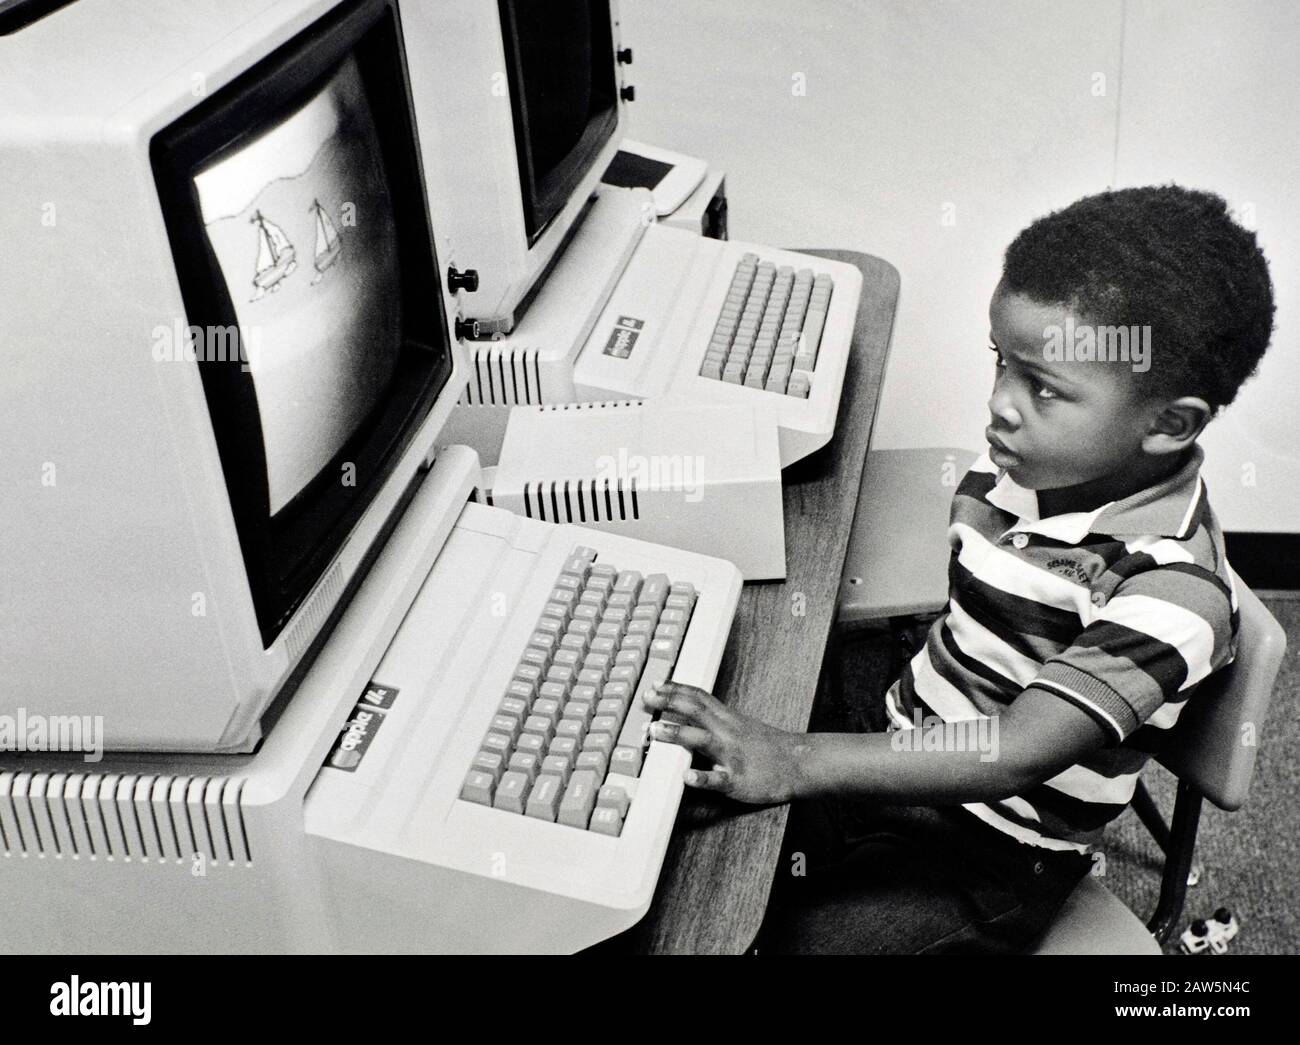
[602, 315, 644, 358]
[325, 682, 399, 771]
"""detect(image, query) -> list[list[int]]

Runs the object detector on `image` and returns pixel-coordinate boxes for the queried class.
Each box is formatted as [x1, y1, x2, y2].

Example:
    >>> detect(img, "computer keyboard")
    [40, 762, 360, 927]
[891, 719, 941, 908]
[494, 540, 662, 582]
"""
[459, 545, 695, 835]
[301, 507, 743, 951]
[698, 254, 833, 398]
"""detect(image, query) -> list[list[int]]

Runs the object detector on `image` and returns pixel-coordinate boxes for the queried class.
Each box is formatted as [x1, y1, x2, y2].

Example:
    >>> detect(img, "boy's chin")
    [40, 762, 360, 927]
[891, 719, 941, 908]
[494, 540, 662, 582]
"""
[997, 460, 1067, 490]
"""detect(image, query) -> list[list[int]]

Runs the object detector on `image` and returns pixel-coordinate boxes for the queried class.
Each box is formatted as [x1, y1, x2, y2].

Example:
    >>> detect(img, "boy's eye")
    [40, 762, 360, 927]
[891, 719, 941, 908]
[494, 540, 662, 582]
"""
[1035, 382, 1058, 401]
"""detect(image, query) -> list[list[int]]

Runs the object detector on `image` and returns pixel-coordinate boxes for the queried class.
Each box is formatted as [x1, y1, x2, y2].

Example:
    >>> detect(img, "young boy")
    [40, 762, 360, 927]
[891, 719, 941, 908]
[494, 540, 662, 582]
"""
[643, 185, 1276, 953]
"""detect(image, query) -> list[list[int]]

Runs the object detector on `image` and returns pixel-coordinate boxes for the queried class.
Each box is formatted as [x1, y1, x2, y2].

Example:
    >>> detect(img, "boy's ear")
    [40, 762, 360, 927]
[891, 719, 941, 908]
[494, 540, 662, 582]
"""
[1142, 395, 1212, 454]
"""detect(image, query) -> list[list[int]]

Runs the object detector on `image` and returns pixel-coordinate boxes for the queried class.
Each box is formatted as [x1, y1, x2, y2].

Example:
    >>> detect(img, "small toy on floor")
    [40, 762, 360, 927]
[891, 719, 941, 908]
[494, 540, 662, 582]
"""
[1179, 908, 1240, 954]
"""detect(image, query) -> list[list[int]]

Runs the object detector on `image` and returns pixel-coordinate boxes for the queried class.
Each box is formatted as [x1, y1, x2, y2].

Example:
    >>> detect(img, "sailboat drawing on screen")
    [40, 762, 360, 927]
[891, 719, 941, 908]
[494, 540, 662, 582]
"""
[250, 210, 297, 300]
[310, 199, 343, 284]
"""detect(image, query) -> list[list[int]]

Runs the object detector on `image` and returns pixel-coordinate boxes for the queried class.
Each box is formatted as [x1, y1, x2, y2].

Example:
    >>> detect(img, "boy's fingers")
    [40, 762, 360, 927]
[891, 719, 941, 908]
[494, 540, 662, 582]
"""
[645, 681, 725, 729]
[683, 767, 732, 792]
[649, 720, 720, 759]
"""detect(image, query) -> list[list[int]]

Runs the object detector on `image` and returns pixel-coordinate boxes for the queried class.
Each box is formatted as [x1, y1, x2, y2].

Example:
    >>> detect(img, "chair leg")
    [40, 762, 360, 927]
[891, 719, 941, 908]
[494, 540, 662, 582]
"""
[1147, 780, 1204, 945]
[1131, 779, 1171, 854]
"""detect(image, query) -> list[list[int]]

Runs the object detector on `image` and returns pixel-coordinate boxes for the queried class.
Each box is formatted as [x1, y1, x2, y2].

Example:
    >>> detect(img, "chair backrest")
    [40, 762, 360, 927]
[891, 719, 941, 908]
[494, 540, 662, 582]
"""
[1156, 577, 1287, 811]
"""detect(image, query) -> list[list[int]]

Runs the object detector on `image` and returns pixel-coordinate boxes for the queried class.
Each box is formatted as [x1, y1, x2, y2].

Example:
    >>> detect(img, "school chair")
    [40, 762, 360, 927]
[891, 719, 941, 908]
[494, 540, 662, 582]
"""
[830, 448, 977, 710]
[1030, 579, 1287, 954]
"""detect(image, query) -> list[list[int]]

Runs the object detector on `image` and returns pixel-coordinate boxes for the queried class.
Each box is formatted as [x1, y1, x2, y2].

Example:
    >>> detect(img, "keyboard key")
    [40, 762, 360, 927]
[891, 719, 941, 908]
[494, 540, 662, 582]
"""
[514, 663, 543, 687]
[602, 680, 632, 704]
[482, 731, 512, 757]
[589, 806, 623, 837]
[546, 662, 577, 686]
[548, 736, 580, 761]
[559, 770, 600, 829]
[461, 770, 495, 806]
[555, 718, 585, 743]
[490, 714, 521, 744]
[788, 370, 812, 398]
[538, 681, 569, 705]
[609, 745, 643, 777]
[613, 571, 643, 596]
[649, 637, 680, 660]
[609, 664, 638, 686]
[523, 715, 555, 743]
[552, 648, 581, 671]
[493, 771, 530, 814]
[528, 630, 558, 655]
[562, 700, 594, 727]
[590, 714, 620, 737]
[583, 732, 615, 757]
[472, 750, 506, 783]
[525, 775, 563, 821]
[597, 783, 631, 817]
[655, 623, 685, 644]
[576, 749, 608, 778]
[616, 646, 646, 670]
[498, 695, 529, 723]
[579, 588, 607, 610]
[597, 697, 627, 722]
[515, 732, 545, 758]
[542, 754, 573, 788]
[568, 618, 596, 640]
[509, 751, 540, 784]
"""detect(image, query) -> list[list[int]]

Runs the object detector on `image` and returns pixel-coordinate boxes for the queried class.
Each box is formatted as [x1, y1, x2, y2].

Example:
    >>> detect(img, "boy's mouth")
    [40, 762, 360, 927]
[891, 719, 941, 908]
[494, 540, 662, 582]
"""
[985, 428, 1022, 468]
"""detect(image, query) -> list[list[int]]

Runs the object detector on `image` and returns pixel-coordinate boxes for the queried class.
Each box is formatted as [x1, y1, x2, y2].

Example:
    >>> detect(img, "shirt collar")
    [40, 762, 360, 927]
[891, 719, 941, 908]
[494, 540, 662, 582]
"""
[983, 444, 1206, 544]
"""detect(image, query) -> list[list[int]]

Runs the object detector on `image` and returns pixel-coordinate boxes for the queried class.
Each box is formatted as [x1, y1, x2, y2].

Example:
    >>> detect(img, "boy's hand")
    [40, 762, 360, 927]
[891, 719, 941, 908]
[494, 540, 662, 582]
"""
[642, 681, 804, 805]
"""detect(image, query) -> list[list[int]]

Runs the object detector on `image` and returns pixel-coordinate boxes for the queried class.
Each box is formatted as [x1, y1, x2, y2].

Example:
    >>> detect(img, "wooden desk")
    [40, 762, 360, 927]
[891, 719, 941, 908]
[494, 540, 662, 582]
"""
[598, 250, 900, 954]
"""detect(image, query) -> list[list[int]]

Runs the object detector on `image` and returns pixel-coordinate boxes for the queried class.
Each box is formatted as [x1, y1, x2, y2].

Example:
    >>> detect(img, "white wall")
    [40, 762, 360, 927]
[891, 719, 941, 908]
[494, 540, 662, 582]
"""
[1114, 0, 1299, 530]
[619, 0, 1297, 530]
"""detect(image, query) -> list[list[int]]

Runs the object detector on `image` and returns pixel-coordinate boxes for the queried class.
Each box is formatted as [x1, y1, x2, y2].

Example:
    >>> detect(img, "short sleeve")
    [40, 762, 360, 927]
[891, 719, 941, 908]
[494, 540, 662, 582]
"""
[1026, 565, 1237, 743]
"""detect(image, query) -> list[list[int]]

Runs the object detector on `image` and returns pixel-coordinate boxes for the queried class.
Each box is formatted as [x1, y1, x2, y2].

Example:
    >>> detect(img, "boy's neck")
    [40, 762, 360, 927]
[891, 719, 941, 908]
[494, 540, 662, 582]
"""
[1036, 447, 1195, 519]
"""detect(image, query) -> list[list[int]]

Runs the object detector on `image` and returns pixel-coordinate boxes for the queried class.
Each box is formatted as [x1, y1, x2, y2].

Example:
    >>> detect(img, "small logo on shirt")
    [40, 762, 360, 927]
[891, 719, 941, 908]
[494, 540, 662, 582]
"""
[1047, 558, 1090, 584]
[602, 315, 644, 359]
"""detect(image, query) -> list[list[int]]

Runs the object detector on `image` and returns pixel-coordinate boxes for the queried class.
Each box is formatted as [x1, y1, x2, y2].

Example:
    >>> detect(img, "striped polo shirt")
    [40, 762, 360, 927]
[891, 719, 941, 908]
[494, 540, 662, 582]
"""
[885, 444, 1239, 852]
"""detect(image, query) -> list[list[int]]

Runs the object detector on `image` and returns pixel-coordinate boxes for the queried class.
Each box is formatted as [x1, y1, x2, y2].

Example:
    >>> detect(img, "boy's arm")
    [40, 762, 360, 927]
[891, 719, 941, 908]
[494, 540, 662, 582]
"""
[643, 682, 1108, 806]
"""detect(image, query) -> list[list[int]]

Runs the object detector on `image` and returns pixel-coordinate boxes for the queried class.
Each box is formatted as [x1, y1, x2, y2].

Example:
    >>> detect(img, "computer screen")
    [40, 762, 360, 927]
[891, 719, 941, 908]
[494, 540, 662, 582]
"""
[154, 0, 452, 647]
[193, 55, 401, 516]
[499, 0, 618, 244]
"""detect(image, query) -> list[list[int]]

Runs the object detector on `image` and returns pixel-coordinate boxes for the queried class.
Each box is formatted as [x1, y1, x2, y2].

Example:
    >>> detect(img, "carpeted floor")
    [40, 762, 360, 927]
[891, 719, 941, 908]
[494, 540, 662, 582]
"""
[822, 593, 1300, 955]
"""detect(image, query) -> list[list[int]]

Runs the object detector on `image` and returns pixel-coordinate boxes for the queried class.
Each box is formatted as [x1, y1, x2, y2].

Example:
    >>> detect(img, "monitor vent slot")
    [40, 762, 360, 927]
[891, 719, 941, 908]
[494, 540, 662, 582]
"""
[284, 561, 345, 663]
[0, 772, 252, 863]
[522, 478, 636, 524]
[460, 346, 543, 406]
[471, 486, 495, 507]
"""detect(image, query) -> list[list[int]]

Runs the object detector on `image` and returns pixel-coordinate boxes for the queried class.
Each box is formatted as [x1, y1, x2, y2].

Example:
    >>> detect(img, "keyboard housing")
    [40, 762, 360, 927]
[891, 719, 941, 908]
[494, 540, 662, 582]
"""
[438, 187, 863, 468]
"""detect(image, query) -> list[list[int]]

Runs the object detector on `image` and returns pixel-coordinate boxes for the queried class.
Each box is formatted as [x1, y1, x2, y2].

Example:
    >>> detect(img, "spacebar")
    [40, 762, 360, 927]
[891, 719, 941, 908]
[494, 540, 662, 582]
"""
[619, 654, 675, 750]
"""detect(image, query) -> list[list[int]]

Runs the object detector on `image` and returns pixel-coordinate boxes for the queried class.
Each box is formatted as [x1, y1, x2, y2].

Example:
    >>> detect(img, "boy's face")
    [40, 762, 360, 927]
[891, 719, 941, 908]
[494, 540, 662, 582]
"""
[986, 283, 1155, 491]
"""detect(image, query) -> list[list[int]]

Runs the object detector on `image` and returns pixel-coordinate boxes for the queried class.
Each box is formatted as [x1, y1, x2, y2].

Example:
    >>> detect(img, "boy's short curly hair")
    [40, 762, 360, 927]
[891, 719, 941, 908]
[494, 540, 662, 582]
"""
[1001, 185, 1274, 410]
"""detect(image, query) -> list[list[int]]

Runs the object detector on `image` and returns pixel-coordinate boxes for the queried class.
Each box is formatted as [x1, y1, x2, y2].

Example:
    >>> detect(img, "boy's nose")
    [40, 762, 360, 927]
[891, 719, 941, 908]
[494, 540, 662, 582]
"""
[988, 392, 1022, 429]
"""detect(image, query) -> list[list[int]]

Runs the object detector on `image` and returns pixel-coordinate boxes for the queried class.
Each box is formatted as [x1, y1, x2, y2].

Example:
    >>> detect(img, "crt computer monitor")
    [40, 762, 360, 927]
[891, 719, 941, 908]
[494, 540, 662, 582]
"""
[401, 0, 629, 332]
[0, 0, 464, 753]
